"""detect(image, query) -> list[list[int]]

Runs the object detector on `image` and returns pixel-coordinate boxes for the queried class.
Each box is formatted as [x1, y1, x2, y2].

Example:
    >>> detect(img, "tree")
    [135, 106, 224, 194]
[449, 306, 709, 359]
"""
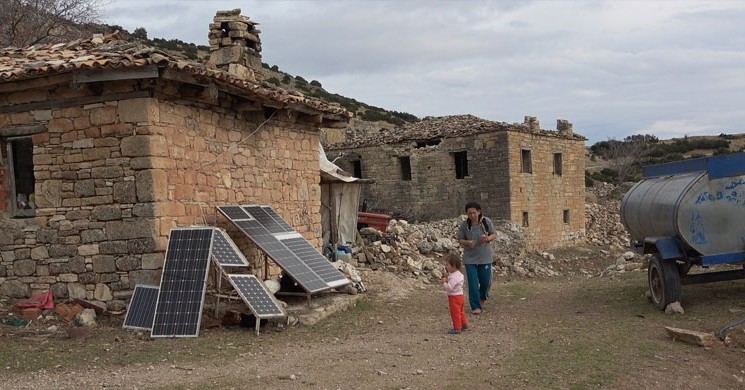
[0, 0, 105, 47]
[601, 135, 654, 184]
[132, 27, 147, 40]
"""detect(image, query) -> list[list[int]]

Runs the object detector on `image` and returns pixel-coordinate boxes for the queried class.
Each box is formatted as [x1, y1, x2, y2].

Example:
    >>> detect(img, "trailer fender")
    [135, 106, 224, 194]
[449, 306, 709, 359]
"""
[644, 237, 683, 260]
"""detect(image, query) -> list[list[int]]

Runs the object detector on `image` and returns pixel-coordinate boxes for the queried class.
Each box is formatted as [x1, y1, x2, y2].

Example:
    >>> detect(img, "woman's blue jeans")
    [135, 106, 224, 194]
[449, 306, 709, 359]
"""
[465, 263, 492, 310]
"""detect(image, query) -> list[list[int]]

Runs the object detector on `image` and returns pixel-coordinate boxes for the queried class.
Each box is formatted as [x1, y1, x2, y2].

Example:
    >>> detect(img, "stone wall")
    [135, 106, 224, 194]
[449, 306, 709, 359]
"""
[505, 131, 586, 249]
[0, 80, 323, 307]
[329, 129, 585, 250]
[333, 132, 512, 222]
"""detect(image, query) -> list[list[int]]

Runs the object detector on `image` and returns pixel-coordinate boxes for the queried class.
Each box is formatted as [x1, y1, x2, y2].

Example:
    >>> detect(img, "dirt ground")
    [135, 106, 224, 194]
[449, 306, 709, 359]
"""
[3, 247, 745, 390]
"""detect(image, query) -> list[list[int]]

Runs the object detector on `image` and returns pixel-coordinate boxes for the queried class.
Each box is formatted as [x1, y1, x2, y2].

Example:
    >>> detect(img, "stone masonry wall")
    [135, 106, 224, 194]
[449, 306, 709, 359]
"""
[0, 80, 323, 307]
[331, 132, 512, 222]
[329, 129, 585, 250]
[506, 131, 586, 249]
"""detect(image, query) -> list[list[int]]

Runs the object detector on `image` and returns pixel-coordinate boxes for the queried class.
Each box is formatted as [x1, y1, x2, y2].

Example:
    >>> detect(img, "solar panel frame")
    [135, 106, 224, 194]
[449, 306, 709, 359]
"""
[226, 274, 286, 319]
[211, 228, 249, 267]
[217, 205, 351, 294]
[242, 205, 294, 233]
[151, 227, 214, 338]
[279, 235, 350, 288]
[233, 218, 329, 293]
[122, 284, 159, 330]
[241, 205, 350, 289]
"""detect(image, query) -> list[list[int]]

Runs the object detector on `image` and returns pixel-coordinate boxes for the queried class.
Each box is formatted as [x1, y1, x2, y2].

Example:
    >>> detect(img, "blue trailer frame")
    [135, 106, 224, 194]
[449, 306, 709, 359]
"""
[623, 152, 745, 310]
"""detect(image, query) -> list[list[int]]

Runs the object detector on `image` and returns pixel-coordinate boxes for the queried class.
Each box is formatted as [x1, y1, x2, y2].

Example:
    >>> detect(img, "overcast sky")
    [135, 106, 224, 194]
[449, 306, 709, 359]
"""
[103, 0, 745, 145]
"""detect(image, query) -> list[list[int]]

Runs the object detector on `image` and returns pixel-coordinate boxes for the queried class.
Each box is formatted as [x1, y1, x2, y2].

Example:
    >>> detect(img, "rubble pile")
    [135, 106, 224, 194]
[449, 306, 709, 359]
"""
[585, 182, 630, 248]
[348, 182, 636, 280]
[354, 216, 550, 280]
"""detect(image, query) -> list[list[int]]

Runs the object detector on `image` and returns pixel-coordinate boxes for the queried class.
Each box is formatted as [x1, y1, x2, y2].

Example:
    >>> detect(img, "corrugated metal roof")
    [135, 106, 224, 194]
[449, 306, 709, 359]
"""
[0, 32, 351, 120]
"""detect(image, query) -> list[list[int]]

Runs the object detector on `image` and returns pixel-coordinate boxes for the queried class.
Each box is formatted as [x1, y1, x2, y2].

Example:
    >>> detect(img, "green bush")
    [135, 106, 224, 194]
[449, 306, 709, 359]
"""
[585, 174, 594, 187]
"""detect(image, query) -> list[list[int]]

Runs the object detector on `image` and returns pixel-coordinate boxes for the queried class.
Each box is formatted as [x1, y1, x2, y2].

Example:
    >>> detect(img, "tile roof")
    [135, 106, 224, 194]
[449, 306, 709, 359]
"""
[0, 32, 351, 120]
[328, 114, 585, 149]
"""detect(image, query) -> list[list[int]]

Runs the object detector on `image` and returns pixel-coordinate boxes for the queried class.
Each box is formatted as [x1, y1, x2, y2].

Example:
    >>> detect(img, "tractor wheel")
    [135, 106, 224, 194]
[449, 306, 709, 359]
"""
[648, 255, 682, 310]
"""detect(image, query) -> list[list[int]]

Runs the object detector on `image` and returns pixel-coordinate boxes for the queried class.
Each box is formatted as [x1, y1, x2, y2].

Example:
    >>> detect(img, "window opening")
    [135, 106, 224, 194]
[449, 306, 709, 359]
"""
[554, 153, 563, 176]
[352, 160, 362, 178]
[415, 139, 441, 148]
[454, 151, 468, 179]
[7, 137, 35, 217]
[563, 209, 570, 224]
[399, 156, 412, 181]
[522, 211, 529, 227]
[521, 149, 532, 173]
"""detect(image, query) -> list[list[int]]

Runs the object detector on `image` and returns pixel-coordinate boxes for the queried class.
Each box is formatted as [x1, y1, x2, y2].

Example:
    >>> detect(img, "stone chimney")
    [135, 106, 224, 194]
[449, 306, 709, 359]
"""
[524, 115, 540, 131]
[556, 119, 573, 135]
[208, 9, 263, 81]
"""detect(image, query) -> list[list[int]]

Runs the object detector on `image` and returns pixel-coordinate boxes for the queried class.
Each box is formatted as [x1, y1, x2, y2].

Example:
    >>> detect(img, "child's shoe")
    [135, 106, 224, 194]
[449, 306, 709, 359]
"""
[447, 329, 461, 335]
[461, 324, 469, 331]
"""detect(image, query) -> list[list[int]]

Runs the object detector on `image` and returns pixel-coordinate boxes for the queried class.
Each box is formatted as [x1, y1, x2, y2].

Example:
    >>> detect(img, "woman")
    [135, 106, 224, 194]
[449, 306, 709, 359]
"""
[457, 202, 496, 314]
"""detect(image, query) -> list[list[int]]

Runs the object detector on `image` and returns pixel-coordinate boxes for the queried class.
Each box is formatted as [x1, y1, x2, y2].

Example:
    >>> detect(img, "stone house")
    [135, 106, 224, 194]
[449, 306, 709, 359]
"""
[324, 115, 586, 249]
[0, 10, 351, 309]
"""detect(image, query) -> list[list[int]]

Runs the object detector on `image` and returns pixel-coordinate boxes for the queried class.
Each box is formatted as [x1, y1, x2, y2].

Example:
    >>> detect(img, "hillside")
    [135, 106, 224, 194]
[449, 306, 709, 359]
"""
[586, 133, 745, 185]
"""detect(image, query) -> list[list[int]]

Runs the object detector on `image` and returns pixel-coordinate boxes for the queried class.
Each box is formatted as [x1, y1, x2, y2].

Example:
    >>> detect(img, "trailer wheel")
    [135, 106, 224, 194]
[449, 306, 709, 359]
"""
[648, 255, 681, 310]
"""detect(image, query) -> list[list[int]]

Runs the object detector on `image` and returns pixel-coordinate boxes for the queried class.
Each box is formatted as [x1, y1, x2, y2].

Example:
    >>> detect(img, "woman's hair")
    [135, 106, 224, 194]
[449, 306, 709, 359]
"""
[444, 252, 462, 269]
[464, 201, 481, 212]
[465, 201, 484, 231]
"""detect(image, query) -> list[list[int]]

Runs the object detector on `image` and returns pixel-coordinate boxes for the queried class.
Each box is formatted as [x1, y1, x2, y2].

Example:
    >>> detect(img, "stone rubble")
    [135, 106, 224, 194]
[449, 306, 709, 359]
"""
[349, 182, 640, 281]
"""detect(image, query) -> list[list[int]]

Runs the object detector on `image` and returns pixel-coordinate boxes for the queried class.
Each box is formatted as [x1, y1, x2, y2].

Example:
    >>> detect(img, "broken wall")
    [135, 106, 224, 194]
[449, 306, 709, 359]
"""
[328, 128, 585, 250]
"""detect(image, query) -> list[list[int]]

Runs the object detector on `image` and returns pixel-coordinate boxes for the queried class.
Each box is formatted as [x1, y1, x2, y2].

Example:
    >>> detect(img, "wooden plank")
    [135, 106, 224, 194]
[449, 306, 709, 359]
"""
[0, 124, 46, 137]
[0, 74, 72, 93]
[0, 90, 151, 113]
[72, 65, 159, 84]
[161, 68, 207, 86]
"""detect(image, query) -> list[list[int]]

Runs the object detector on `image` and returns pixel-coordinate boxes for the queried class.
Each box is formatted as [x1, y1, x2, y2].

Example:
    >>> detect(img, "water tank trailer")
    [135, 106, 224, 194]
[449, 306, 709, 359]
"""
[620, 151, 745, 310]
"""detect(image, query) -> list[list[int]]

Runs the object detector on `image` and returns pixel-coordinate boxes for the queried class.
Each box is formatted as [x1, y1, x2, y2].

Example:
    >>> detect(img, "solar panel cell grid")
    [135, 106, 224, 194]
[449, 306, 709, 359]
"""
[218, 206, 250, 220]
[211, 228, 249, 267]
[218, 204, 350, 294]
[151, 227, 213, 338]
[227, 274, 285, 318]
[122, 285, 159, 330]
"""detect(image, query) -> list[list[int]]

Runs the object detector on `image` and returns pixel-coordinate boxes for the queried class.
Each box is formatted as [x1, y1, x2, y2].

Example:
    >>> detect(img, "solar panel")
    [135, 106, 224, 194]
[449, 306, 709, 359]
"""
[241, 205, 349, 289]
[211, 228, 249, 267]
[280, 235, 350, 288]
[217, 205, 350, 294]
[233, 218, 328, 293]
[226, 274, 285, 318]
[242, 205, 294, 233]
[151, 227, 213, 338]
[122, 284, 159, 330]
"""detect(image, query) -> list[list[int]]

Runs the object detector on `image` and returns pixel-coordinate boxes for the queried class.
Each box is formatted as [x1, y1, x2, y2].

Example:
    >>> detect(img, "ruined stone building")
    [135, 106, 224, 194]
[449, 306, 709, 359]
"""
[0, 9, 351, 308]
[325, 115, 586, 249]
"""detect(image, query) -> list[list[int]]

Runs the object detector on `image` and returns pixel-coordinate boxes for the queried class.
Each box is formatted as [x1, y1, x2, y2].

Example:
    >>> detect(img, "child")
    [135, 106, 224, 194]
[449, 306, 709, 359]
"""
[442, 253, 469, 334]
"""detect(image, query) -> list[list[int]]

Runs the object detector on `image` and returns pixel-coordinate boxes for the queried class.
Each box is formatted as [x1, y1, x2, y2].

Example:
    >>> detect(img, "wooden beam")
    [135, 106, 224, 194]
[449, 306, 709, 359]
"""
[0, 124, 46, 137]
[0, 90, 151, 113]
[161, 68, 206, 86]
[295, 112, 323, 125]
[0, 74, 71, 93]
[321, 119, 350, 129]
[233, 101, 262, 113]
[73, 64, 159, 84]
